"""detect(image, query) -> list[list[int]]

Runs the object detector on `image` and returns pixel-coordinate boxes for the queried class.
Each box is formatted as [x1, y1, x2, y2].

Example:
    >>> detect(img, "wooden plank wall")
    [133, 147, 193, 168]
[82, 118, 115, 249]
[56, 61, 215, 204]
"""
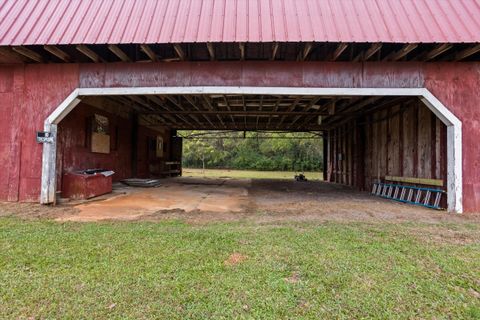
[326, 100, 447, 191]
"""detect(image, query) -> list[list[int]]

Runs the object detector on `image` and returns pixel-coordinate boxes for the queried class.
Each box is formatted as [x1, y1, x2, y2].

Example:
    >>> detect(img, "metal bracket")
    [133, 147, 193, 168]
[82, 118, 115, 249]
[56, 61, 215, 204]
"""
[36, 131, 54, 144]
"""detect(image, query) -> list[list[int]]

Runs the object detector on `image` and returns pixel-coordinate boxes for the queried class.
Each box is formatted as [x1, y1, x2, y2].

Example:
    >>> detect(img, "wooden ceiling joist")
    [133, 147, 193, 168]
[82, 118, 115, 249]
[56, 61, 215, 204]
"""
[173, 44, 185, 61]
[383, 43, 418, 61]
[239, 43, 245, 60]
[140, 44, 158, 62]
[271, 43, 279, 60]
[12, 46, 44, 63]
[108, 44, 131, 62]
[353, 43, 382, 62]
[331, 43, 348, 61]
[423, 43, 452, 61]
[297, 42, 313, 61]
[454, 44, 480, 61]
[76, 44, 104, 62]
[206, 43, 215, 60]
[43, 45, 70, 62]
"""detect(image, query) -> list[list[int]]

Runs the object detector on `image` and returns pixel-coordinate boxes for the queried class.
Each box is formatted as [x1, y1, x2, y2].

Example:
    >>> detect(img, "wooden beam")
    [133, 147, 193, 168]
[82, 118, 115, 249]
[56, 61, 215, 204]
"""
[206, 43, 215, 60]
[383, 44, 418, 61]
[423, 43, 452, 61]
[173, 44, 185, 61]
[223, 95, 237, 129]
[140, 44, 158, 62]
[288, 96, 322, 128]
[331, 43, 348, 61]
[277, 97, 302, 128]
[12, 46, 44, 63]
[385, 175, 444, 187]
[353, 43, 382, 62]
[297, 100, 338, 129]
[108, 44, 131, 62]
[202, 96, 226, 128]
[454, 44, 480, 61]
[0, 47, 27, 63]
[267, 98, 281, 129]
[297, 42, 313, 61]
[139, 110, 329, 116]
[271, 43, 279, 60]
[43, 45, 70, 62]
[184, 95, 216, 127]
[76, 45, 104, 62]
[239, 42, 245, 60]
[165, 96, 202, 126]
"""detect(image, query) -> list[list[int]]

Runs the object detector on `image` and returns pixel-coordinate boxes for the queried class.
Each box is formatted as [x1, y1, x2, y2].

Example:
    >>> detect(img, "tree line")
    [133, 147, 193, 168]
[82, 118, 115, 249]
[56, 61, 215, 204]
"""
[181, 131, 323, 171]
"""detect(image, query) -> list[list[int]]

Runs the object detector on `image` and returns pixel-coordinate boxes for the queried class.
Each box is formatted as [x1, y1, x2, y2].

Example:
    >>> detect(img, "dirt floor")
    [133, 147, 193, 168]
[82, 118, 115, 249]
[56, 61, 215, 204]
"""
[1, 177, 479, 224]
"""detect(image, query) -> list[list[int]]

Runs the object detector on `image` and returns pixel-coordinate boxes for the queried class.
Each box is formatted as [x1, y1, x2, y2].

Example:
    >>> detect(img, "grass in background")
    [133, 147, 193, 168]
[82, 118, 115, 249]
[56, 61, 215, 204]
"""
[183, 168, 323, 180]
[0, 217, 479, 319]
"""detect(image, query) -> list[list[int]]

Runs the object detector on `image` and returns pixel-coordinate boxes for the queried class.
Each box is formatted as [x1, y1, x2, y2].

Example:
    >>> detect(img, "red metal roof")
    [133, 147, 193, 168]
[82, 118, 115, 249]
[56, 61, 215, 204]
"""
[0, 0, 479, 46]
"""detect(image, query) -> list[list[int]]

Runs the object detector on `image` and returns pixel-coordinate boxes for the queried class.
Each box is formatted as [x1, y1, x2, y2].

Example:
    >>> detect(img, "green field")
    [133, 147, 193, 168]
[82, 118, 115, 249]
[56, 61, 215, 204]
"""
[1, 217, 479, 319]
[183, 168, 323, 180]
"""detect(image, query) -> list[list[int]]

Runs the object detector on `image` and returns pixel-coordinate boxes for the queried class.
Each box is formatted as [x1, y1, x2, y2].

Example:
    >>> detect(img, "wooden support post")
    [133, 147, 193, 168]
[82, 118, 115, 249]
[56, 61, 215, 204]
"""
[323, 131, 328, 181]
[40, 123, 57, 204]
[131, 113, 139, 177]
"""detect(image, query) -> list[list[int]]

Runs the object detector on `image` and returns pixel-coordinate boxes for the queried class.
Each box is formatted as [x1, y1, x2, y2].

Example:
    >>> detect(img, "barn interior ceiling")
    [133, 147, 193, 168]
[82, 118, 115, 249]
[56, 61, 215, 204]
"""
[1, 42, 479, 63]
[82, 94, 415, 132]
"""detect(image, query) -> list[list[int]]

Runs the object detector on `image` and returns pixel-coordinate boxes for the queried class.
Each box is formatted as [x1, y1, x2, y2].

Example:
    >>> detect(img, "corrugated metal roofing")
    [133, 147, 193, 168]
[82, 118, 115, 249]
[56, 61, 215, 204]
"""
[0, 0, 479, 46]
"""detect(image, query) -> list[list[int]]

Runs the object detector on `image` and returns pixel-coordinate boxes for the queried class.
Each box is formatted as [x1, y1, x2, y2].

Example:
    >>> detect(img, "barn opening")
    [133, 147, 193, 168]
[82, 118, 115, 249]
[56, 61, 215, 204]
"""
[41, 87, 458, 214]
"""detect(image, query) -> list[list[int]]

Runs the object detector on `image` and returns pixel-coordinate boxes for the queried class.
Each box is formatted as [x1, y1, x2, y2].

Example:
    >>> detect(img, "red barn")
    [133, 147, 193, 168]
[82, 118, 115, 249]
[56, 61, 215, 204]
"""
[0, 0, 479, 213]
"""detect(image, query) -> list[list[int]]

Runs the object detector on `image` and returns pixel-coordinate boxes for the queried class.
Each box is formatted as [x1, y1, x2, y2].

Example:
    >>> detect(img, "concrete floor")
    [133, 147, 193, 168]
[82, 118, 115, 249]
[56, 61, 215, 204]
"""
[48, 176, 469, 224]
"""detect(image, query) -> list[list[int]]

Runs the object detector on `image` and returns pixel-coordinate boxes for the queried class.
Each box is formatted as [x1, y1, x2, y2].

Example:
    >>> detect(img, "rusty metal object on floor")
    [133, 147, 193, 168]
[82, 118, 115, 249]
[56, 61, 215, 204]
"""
[121, 178, 162, 188]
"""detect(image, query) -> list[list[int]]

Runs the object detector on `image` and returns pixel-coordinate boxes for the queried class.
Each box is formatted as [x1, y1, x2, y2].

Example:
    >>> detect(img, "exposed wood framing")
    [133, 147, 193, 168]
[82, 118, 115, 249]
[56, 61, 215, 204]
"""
[108, 44, 131, 62]
[239, 43, 245, 60]
[140, 44, 158, 62]
[454, 44, 480, 61]
[173, 44, 185, 60]
[206, 43, 215, 60]
[43, 45, 70, 62]
[297, 42, 313, 61]
[331, 43, 348, 61]
[353, 43, 382, 61]
[271, 43, 279, 60]
[383, 44, 418, 61]
[76, 44, 104, 62]
[12, 46, 44, 63]
[202, 96, 226, 128]
[223, 95, 237, 129]
[422, 43, 452, 61]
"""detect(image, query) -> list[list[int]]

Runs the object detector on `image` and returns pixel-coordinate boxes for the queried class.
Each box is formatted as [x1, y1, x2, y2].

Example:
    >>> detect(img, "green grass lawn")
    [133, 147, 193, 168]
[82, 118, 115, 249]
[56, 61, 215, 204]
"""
[1, 218, 479, 319]
[183, 168, 323, 180]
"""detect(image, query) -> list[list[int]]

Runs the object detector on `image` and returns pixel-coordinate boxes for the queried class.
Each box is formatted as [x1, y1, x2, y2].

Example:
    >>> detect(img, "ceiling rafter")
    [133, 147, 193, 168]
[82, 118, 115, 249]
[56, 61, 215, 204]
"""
[222, 95, 237, 129]
[76, 44, 104, 62]
[12, 46, 44, 62]
[184, 95, 216, 128]
[454, 44, 480, 61]
[206, 43, 215, 60]
[288, 96, 322, 129]
[173, 44, 185, 61]
[202, 95, 226, 128]
[331, 43, 348, 61]
[383, 43, 418, 61]
[140, 44, 158, 62]
[43, 45, 70, 62]
[108, 44, 131, 62]
[353, 43, 382, 62]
